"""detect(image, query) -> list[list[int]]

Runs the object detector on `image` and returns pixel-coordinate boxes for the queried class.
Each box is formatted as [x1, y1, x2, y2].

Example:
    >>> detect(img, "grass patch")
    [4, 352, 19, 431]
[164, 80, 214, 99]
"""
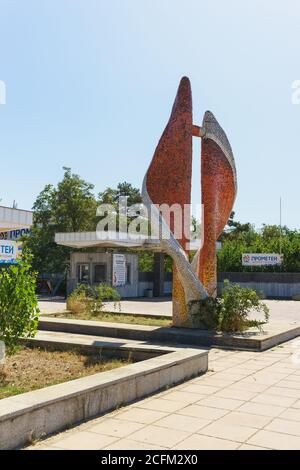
[0, 347, 130, 400]
[46, 310, 172, 327]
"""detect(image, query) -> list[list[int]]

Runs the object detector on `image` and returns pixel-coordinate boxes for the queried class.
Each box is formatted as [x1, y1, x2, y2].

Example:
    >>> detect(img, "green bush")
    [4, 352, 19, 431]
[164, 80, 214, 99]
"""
[67, 283, 120, 316]
[218, 280, 269, 332]
[0, 251, 40, 355]
[191, 280, 269, 333]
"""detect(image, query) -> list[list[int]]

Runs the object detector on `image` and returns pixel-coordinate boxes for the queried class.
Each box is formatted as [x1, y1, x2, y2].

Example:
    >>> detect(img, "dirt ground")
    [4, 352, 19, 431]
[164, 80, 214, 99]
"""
[0, 347, 129, 400]
[48, 310, 171, 327]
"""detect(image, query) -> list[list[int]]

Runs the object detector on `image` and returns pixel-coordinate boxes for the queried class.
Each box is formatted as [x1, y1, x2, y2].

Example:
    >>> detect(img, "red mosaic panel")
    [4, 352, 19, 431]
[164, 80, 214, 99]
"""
[146, 77, 193, 325]
[199, 138, 236, 296]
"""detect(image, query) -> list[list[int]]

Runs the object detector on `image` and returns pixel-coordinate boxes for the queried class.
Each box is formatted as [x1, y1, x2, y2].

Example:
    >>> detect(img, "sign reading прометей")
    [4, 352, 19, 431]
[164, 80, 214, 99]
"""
[242, 253, 283, 267]
[0, 240, 22, 264]
[0, 227, 31, 240]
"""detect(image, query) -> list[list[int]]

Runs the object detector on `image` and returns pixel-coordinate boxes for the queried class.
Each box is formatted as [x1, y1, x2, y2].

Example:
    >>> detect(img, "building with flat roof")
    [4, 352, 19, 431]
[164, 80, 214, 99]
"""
[0, 205, 32, 232]
[0, 206, 33, 265]
[55, 231, 171, 297]
[54, 232, 209, 298]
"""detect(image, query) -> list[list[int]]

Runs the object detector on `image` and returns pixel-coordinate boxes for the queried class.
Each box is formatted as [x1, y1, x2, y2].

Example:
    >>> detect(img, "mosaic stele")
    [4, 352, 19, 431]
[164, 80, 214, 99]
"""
[142, 77, 237, 327]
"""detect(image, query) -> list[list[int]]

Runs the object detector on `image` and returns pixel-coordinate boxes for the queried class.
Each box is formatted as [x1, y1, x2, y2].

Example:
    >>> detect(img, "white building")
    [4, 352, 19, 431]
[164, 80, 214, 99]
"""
[0, 206, 33, 264]
[0, 205, 32, 232]
[55, 231, 171, 297]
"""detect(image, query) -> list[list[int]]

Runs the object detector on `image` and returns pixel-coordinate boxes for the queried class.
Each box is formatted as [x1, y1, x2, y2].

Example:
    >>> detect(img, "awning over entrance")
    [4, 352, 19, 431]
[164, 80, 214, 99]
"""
[55, 231, 162, 250]
[0, 206, 33, 231]
[55, 231, 206, 251]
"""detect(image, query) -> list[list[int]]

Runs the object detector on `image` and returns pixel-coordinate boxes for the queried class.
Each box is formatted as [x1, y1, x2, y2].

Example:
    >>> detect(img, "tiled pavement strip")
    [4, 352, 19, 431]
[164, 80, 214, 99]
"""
[27, 337, 300, 450]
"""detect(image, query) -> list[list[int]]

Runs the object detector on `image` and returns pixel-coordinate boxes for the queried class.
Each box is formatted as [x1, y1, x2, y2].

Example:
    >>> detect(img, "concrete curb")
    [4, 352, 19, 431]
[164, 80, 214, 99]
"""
[39, 316, 300, 351]
[0, 338, 207, 450]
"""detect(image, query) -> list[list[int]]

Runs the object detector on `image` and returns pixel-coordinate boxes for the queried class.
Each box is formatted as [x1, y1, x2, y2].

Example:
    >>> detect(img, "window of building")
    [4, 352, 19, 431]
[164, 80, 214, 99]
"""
[77, 264, 90, 283]
[126, 263, 131, 284]
[94, 263, 107, 283]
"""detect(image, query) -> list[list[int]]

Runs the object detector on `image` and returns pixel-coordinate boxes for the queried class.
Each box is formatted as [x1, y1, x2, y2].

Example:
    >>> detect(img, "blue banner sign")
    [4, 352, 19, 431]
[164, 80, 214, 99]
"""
[0, 241, 22, 264]
[0, 228, 31, 241]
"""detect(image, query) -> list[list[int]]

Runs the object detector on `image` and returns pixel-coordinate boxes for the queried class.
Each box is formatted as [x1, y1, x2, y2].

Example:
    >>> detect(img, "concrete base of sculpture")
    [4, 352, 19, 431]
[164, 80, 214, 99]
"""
[38, 316, 300, 352]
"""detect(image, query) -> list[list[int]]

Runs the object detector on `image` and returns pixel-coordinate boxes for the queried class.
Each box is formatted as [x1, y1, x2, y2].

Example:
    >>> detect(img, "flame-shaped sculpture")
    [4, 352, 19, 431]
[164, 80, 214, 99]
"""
[142, 77, 237, 326]
[196, 112, 237, 297]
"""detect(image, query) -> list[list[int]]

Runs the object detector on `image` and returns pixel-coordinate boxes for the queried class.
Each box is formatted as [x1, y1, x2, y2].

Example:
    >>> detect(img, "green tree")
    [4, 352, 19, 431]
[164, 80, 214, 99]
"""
[54, 167, 98, 232]
[217, 223, 300, 272]
[25, 168, 98, 274]
[0, 250, 40, 356]
[97, 181, 143, 234]
[98, 182, 142, 207]
[220, 211, 254, 242]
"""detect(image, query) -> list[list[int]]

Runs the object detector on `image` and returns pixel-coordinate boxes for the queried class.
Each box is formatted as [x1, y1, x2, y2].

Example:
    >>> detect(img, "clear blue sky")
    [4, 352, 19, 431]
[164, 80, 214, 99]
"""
[0, 0, 299, 229]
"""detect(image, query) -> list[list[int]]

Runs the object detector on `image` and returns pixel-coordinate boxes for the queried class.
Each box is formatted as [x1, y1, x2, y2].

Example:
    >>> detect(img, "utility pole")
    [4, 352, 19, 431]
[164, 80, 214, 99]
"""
[279, 196, 282, 258]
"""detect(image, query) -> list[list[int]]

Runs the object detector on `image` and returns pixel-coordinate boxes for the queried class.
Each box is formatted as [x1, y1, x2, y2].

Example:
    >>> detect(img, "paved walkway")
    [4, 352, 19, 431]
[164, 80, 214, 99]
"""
[38, 299, 68, 315]
[28, 337, 300, 450]
[104, 298, 300, 322]
[40, 298, 300, 322]
[250, 299, 300, 323]
[103, 297, 172, 317]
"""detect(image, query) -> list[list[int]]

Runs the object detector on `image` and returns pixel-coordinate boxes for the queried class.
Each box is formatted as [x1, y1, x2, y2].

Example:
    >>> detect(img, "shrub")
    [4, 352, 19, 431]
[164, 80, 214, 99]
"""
[0, 250, 40, 355]
[66, 290, 87, 314]
[218, 280, 269, 332]
[189, 297, 220, 330]
[191, 280, 269, 333]
[67, 283, 120, 316]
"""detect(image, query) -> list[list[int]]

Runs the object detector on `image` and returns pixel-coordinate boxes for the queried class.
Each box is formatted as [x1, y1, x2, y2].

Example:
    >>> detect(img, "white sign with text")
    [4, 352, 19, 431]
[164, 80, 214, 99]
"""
[112, 254, 126, 287]
[242, 253, 283, 266]
[0, 240, 22, 264]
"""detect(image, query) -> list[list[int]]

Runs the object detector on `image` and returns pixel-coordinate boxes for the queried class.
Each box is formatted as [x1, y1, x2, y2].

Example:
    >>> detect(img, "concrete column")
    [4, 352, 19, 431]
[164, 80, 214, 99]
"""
[153, 253, 165, 297]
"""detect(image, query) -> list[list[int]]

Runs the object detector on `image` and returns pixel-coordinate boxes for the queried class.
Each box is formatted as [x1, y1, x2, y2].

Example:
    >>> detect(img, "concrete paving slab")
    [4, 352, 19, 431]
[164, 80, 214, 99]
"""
[26, 337, 300, 450]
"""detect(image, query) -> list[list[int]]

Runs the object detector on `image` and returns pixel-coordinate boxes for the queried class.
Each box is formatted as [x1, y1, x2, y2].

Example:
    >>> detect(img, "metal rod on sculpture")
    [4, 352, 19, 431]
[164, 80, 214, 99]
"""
[192, 125, 206, 138]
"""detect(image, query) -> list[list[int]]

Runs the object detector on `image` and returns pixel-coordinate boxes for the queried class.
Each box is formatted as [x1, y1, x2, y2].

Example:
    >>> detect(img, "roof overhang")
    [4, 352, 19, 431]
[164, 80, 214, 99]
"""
[55, 231, 163, 251]
[55, 231, 205, 252]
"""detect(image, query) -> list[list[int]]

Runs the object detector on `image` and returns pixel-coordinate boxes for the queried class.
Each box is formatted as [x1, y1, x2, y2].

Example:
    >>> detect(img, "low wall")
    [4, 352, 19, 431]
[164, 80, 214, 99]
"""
[138, 272, 172, 296]
[0, 340, 208, 449]
[67, 272, 173, 298]
[138, 281, 172, 296]
[68, 271, 300, 300]
[218, 272, 300, 299]
[138, 271, 300, 299]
